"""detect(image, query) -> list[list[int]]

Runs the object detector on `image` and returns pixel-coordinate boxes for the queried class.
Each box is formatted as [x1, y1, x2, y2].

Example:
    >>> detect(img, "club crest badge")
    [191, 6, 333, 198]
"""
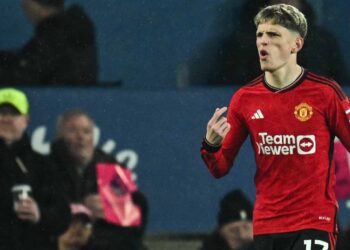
[294, 103, 313, 122]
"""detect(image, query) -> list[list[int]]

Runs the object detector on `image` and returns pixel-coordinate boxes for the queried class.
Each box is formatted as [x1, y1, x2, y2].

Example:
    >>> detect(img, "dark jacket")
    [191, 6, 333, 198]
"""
[0, 5, 97, 85]
[0, 135, 70, 250]
[50, 139, 116, 202]
[50, 139, 149, 250]
[337, 227, 350, 250]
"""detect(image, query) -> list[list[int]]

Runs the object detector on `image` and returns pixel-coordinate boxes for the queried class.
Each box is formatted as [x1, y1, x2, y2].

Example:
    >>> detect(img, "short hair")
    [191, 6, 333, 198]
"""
[56, 108, 95, 138]
[254, 4, 308, 39]
[33, 0, 64, 8]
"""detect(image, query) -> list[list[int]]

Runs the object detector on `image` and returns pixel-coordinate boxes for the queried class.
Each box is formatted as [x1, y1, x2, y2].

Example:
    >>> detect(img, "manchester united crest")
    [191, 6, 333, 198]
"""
[294, 103, 313, 122]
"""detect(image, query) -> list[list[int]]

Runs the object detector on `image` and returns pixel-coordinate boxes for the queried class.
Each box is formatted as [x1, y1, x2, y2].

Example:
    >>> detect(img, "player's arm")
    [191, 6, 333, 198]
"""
[201, 94, 248, 178]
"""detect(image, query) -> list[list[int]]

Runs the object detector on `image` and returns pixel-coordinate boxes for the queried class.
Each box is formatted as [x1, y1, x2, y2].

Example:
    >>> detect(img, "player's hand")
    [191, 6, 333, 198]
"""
[205, 107, 231, 146]
[15, 197, 41, 223]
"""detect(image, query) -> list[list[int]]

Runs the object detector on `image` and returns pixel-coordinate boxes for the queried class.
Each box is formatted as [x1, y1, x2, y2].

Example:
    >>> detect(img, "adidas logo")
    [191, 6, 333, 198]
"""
[251, 109, 264, 119]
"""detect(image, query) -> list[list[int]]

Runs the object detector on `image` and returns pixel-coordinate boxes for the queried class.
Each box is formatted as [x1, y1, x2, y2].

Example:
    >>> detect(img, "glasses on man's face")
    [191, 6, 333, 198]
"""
[0, 104, 21, 116]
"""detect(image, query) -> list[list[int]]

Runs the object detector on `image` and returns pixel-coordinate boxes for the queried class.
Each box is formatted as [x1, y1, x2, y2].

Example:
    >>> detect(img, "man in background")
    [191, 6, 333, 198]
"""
[50, 109, 148, 250]
[0, 87, 70, 250]
[0, 0, 97, 85]
[199, 189, 254, 250]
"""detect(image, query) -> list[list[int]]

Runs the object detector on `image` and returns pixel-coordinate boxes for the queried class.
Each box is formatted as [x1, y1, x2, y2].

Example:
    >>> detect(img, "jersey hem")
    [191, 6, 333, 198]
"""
[253, 225, 335, 236]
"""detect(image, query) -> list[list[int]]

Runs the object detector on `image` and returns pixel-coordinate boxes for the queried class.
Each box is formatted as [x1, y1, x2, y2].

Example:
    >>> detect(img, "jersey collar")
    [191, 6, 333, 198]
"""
[263, 68, 307, 93]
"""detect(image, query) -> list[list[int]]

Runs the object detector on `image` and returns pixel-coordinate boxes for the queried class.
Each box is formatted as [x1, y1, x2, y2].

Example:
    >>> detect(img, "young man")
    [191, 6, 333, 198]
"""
[201, 4, 350, 250]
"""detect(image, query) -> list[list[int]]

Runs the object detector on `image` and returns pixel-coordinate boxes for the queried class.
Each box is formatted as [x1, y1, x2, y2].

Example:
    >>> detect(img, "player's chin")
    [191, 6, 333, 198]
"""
[260, 64, 274, 72]
[260, 65, 268, 71]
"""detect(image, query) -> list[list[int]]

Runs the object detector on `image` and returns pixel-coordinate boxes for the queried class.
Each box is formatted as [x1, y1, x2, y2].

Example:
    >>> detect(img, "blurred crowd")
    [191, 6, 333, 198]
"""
[0, 87, 148, 250]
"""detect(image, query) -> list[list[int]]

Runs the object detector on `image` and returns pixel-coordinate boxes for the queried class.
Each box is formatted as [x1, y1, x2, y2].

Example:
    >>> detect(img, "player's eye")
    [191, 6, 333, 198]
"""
[267, 32, 280, 37]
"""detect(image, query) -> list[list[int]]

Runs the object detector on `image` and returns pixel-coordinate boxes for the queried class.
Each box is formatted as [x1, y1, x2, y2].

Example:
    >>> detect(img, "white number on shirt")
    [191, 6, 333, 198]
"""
[304, 239, 329, 250]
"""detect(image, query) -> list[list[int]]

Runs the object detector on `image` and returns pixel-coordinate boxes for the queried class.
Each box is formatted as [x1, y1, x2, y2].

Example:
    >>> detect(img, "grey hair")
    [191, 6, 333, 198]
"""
[56, 108, 95, 138]
[254, 4, 308, 39]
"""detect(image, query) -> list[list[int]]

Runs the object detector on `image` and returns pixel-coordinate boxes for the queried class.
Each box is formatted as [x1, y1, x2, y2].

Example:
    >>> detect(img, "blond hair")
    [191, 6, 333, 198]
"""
[254, 4, 308, 38]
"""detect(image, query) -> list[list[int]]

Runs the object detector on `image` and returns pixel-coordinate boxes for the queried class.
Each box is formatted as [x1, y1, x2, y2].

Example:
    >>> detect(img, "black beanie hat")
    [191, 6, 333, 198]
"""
[33, 0, 64, 8]
[217, 189, 253, 226]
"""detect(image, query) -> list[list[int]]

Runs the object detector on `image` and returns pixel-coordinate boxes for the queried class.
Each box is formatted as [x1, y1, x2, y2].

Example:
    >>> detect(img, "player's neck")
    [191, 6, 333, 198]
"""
[265, 64, 303, 89]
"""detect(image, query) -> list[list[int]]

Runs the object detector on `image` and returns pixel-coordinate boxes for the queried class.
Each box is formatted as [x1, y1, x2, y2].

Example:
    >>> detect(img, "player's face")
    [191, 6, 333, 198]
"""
[256, 22, 300, 72]
[61, 115, 94, 164]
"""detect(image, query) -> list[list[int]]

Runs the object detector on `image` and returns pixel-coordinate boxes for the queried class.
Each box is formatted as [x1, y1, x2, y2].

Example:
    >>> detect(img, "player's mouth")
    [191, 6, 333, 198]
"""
[259, 50, 269, 60]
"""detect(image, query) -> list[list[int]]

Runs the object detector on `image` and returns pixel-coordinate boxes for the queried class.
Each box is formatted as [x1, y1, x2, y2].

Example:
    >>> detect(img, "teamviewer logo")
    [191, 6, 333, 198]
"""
[296, 135, 316, 155]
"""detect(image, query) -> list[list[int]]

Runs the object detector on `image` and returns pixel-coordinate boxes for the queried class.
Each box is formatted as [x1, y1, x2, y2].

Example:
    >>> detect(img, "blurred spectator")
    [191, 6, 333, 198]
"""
[0, 0, 97, 85]
[181, 0, 349, 86]
[0, 87, 70, 250]
[338, 227, 350, 250]
[332, 139, 350, 250]
[50, 109, 148, 250]
[333, 138, 350, 200]
[199, 189, 254, 250]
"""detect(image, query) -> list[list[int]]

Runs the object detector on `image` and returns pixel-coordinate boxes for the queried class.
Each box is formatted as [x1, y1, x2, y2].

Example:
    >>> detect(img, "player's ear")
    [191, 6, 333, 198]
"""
[291, 36, 304, 54]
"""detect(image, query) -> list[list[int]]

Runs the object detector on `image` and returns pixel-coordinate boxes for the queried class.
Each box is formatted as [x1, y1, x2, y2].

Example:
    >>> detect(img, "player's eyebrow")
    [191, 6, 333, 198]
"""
[256, 31, 281, 37]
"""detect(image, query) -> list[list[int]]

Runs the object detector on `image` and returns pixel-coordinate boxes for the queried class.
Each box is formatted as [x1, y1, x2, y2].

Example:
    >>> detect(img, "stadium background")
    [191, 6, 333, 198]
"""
[0, 0, 349, 235]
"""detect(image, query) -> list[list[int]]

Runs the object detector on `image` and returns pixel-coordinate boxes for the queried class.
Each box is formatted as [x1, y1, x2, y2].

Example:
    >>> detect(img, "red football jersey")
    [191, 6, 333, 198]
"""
[201, 69, 350, 235]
